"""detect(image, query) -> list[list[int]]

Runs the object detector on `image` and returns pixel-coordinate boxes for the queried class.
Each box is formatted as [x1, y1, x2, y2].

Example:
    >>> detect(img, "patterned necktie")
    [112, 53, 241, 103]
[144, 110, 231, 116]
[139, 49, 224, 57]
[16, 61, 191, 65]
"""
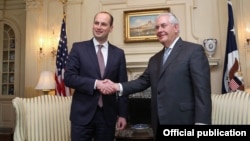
[97, 45, 105, 107]
[162, 47, 171, 65]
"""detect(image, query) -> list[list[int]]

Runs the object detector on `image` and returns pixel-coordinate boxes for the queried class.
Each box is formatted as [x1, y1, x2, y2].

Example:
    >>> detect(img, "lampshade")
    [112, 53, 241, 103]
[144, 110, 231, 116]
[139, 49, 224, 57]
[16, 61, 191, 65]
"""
[35, 71, 55, 93]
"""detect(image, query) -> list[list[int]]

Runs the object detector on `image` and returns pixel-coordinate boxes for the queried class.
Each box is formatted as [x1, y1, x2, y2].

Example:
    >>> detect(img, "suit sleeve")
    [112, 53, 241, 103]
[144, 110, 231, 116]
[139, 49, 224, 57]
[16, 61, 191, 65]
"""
[64, 42, 96, 95]
[117, 51, 129, 118]
[190, 46, 212, 124]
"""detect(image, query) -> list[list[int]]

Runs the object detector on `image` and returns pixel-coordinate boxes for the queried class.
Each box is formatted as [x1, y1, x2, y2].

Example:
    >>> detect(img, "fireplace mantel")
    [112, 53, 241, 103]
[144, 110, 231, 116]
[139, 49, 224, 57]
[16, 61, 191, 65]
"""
[126, 58, 220, 71]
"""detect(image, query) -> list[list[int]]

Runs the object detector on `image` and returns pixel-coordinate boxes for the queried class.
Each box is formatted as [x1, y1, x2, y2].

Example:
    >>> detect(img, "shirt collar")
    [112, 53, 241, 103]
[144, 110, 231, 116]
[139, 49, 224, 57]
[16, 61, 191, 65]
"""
[168, 36, 180, 49]
[93, 38, 108, 48]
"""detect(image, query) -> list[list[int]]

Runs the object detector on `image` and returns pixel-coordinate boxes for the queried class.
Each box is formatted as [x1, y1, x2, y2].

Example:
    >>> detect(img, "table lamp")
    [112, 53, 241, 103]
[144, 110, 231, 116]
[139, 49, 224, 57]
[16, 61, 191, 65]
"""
[35, 71, 55, 94]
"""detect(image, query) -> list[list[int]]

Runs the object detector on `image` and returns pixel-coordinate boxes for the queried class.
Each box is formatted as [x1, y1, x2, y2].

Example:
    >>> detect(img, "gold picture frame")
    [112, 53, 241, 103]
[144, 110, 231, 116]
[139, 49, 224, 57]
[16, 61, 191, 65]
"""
[124, 8, 170, 43]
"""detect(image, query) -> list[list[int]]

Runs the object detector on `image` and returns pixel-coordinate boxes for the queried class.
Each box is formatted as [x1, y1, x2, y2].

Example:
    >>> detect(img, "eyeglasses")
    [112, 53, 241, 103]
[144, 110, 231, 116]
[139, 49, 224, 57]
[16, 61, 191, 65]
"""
[154, 23, 169, 30]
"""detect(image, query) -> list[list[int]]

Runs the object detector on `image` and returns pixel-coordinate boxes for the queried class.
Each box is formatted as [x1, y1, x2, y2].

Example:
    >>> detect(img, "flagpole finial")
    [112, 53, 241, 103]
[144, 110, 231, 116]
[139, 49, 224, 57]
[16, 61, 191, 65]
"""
[59, 0, 68, 4]
[59, 0, 67, 20]
[247, 39, 250, 45]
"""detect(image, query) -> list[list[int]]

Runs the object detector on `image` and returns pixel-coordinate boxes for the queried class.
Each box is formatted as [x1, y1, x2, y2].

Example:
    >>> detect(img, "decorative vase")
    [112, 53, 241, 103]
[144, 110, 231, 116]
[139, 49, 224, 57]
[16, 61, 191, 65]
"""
[203, 38, 217, 58]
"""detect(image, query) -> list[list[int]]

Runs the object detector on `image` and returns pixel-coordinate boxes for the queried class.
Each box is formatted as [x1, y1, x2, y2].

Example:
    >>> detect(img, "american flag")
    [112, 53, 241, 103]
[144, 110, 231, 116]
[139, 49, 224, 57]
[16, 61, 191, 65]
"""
[222, 0, 244, 93]
[55, 18, 70, 96]
[229, 78, 241, 91]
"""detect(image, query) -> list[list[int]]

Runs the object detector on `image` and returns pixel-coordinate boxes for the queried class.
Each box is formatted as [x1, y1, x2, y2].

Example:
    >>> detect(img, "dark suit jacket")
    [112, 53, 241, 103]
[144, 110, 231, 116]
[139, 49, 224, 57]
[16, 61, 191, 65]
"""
[122, 38, 211, 134]
[64, 39, 128, 127]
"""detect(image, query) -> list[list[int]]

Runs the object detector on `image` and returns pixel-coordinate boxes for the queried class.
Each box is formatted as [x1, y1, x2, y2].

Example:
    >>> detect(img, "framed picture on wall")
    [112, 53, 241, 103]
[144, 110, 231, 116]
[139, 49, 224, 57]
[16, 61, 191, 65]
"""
[124, 7, 170, 43]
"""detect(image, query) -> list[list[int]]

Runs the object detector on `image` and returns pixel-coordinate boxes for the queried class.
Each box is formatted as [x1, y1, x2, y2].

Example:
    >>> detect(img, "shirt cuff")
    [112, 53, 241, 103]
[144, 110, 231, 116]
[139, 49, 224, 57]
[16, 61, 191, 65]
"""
[94, 80, 97, 89]
[195, 123, 207, 125]
[117, 83, 123, 96]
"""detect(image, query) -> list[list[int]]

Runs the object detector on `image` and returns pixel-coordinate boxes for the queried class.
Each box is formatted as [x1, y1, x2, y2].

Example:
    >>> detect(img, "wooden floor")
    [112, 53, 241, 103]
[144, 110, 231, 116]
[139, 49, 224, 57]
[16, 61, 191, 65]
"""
[0, 128, 13, 141]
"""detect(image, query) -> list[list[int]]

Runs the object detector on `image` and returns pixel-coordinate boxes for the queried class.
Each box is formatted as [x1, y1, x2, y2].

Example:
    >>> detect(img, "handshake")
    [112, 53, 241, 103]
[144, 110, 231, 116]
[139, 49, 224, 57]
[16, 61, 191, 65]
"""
[96, 79, 120, 95]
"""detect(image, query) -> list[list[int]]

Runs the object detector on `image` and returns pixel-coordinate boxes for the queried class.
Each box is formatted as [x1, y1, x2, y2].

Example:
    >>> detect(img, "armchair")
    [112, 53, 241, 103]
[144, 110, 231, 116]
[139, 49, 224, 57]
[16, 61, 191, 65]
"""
[12, 95, 72, 141]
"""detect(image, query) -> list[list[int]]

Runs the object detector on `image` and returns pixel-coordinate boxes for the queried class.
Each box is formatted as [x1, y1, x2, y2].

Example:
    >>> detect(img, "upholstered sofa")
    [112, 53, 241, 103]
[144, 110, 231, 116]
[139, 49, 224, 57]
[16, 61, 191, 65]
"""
[211, 91, 250, 124]
[12, 91, 250, 141]
[12, 95, 72, 141]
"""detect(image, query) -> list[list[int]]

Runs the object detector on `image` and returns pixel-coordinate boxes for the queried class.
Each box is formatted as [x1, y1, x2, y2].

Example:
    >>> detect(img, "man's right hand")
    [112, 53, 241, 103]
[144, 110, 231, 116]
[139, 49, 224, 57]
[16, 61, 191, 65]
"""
[96, 79, 120, 95]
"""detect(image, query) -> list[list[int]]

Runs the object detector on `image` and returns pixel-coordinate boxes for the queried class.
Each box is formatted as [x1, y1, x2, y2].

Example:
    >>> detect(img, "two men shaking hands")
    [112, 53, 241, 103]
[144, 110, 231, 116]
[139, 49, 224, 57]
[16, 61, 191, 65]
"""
[96, 79, 121, 95]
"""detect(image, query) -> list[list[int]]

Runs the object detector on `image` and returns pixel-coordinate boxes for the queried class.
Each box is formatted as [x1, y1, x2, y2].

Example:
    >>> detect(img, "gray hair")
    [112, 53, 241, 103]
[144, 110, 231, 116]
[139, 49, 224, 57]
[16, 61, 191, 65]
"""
[156, 12, 180, 33]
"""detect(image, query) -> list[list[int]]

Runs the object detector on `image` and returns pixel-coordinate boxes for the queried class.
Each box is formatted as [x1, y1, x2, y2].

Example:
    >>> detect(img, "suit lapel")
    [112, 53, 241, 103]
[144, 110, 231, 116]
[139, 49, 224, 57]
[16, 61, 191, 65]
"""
[160, 38, 183, 77]
[103, 43, 114, 78]
[87, 40, 103, 78]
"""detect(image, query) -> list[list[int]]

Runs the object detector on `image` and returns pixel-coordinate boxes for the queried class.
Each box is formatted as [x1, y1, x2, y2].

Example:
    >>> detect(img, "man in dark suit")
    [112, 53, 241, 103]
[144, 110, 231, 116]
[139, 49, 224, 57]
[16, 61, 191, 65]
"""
[103, 12, 211, 140]
[64, 11, 128, 141]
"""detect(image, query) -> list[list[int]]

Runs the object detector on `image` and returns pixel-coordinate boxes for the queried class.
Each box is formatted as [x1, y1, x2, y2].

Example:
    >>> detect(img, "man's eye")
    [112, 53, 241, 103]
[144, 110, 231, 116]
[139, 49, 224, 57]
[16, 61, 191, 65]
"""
[155, 23, 167, 30]
[101, 23, 108, 26]
[161, 23, 167, 28]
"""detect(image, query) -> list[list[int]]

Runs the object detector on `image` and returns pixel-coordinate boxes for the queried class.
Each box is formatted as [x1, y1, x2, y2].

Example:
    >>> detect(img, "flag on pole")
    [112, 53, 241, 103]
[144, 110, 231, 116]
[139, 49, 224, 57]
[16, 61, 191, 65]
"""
[55, 17, 70, 96]
[222, 0, 244, 93]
